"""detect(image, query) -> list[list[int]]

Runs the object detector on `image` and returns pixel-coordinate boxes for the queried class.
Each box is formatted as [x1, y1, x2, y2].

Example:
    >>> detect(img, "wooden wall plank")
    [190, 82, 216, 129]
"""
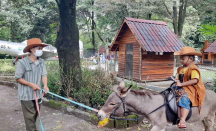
[133, 43, 141, 80]
[141, 54, 174, 81]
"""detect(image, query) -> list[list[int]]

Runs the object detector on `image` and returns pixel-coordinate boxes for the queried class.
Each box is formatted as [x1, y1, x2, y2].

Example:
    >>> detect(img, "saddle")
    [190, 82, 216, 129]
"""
[161, 86, 192, 125]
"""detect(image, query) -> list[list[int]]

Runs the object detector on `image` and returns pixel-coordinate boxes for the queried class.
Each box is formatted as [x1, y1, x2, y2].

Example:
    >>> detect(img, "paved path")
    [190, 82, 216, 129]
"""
[0, 84, 113, 131]
[0, 84, 211, 131]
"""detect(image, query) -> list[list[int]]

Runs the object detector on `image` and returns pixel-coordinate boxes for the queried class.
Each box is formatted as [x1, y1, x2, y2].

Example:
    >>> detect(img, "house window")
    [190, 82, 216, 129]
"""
[205, 54, 208, 59]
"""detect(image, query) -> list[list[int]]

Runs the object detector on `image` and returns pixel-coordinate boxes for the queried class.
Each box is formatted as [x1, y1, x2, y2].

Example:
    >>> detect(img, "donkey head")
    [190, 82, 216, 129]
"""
[97, 81, 132, 121]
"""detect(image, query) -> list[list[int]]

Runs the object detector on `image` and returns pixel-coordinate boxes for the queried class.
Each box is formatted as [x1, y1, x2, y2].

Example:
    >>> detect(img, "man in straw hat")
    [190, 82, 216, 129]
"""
[174, 47, 206, 129]
[15, 38, 49, 131]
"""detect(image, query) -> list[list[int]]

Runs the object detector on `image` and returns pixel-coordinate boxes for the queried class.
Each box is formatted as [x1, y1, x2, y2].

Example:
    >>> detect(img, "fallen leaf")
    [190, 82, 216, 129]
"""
[141, 124, 147, 127]
[138, 127, 141, 131]
[143, 120, 148, 123]
[55, 121, 65, 123]
[18, 123, 24, 128]
[126, 127, 132, 130]
[53, 125, 62, 130]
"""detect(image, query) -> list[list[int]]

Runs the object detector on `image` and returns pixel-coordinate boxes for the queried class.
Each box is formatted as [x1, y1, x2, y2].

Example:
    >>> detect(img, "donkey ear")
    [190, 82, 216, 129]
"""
[112, 85, 119, 92]
[119, 85, 132, 98]
[119, 81, 125, 88]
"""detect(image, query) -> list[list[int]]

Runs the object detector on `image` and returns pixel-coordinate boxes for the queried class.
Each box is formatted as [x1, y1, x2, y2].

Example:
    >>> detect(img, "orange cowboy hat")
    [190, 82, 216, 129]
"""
[23, 38, 49, 53]
[174, 47, 202, 56]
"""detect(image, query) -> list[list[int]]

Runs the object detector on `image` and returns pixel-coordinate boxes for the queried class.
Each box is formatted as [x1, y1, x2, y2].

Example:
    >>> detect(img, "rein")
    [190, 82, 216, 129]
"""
[110, 84, 178, 121]
[34, 89, 100, 131]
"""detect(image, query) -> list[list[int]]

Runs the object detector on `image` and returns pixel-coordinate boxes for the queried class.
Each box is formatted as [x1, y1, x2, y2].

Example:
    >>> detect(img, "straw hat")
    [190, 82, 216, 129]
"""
[23, 38, 49, 53]
[174, 47, 202, 56]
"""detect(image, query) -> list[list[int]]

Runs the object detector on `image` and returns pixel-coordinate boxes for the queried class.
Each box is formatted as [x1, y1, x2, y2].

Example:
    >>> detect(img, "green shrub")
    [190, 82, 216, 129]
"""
[213, 76, 216, 92]
[125, 80, 140, 89]
[44, 62, 118, 108]
[72, 68, 117, 107]
[46, 61, 61, 94]
[0, 59, 16, 75]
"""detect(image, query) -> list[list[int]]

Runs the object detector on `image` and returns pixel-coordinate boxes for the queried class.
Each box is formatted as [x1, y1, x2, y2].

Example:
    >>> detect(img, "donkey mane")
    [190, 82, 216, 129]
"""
[130, 89, 159, 98]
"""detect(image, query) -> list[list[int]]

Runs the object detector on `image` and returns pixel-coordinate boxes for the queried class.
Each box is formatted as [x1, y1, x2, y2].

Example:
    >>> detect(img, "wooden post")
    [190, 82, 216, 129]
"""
[139, 47, 142, 81]
[202, 53, 205, 64]
[85, 58, 87, 68]
[208, 52, 212, 61]
[98, 44, 101, 68]
[107, 59, 109, 74]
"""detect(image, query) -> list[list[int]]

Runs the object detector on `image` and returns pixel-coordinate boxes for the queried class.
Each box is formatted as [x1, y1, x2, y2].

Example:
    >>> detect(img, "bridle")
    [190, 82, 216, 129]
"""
[110, 92, 131, 119]
[109, 79, 178, 121]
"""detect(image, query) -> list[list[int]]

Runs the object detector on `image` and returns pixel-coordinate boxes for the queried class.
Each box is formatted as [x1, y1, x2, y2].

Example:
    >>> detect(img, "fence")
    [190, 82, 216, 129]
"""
[1, 58, 215, 90]
[81, 57, 118, 74]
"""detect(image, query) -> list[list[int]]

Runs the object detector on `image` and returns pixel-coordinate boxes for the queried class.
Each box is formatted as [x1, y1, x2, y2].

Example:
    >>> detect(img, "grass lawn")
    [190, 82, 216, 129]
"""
[0, 59, 216, 83]
[200, 70, 216, 83]
[0, 59, 16, 75]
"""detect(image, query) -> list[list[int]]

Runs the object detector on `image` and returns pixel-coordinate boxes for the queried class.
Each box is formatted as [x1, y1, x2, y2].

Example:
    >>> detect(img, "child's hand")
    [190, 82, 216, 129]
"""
[176, 80, 182, 87]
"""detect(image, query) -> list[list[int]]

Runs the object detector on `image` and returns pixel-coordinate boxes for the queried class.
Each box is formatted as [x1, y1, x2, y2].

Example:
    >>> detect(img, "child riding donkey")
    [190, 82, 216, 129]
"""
[98, 46, 214, 131]
[174, 47, 206, 128]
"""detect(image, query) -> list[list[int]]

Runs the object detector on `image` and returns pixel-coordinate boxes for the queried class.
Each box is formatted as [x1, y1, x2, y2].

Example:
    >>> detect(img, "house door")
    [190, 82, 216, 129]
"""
[214, 54, 216, 66]
[126, 44, 133, 78]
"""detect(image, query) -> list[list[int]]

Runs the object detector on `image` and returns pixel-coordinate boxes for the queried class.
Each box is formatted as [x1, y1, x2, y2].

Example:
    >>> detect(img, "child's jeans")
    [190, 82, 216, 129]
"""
[177, 89, 191, 110]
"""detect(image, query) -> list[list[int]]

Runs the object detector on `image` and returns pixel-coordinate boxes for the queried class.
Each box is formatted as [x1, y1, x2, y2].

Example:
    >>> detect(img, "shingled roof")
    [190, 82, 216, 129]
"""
[205, 41, 216, 53]
[110, 17, 185, 52]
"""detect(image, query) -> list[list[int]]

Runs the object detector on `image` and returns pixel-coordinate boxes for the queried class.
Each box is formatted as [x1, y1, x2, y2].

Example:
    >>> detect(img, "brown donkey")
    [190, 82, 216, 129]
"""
[97, 81, 216, 131]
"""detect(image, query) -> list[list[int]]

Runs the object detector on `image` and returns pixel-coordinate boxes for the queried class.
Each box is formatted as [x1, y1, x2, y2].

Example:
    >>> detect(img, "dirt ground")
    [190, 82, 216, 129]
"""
[0, 84, 214, 131]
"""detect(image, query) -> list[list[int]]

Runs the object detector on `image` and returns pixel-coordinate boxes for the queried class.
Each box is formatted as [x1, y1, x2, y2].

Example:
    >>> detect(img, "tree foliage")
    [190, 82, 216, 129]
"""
[0, 0, 215, 52]
[0, 0, 59, 44]
[1, 0, 215, 48]
[200, 24, 216, 40]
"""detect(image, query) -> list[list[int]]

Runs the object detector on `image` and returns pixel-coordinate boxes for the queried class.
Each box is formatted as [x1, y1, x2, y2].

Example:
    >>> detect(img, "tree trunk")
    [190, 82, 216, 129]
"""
[173, 0, 178, 35]
[147, 13, 152, 20]
[178, 0, 187, 37]
[55, 0, 81, 95]
[91, 0, 95, 53]
[10, 21, 15, 41]
[147, 0, 151, 20]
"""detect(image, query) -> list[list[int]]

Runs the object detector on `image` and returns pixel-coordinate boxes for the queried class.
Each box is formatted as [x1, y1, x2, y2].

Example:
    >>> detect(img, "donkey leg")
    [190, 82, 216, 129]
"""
[150, 126, 166, 131]
[150, 124, 166, 131]
[150, 125, 161, 131]
[202, 112, 215, 131]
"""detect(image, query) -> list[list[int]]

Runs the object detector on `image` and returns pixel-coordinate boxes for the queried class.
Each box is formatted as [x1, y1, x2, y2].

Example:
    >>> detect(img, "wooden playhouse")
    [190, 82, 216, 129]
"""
[110, 17, 185, 81]
[201, 40, 216, 65]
